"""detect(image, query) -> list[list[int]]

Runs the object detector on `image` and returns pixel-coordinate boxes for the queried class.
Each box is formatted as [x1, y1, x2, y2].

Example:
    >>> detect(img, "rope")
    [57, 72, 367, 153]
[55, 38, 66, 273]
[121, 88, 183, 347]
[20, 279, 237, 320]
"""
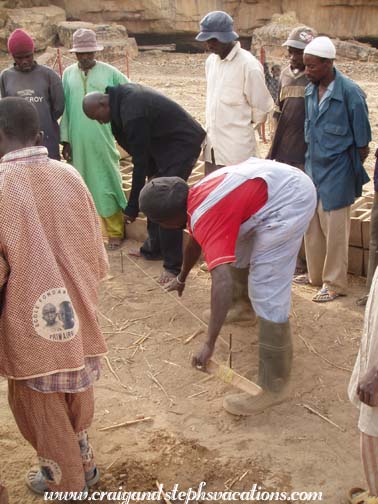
[122, 251, 208, 329]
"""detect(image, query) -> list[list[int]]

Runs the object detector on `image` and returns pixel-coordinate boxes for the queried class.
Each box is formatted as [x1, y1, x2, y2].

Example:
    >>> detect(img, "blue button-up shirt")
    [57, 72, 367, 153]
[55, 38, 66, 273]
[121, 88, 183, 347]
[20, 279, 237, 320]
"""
[304, 68, 371, 211]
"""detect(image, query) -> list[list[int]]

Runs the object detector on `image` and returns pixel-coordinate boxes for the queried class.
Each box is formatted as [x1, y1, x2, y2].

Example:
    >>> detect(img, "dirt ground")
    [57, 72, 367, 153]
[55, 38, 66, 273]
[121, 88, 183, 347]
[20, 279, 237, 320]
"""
[1, 51, 378, 503]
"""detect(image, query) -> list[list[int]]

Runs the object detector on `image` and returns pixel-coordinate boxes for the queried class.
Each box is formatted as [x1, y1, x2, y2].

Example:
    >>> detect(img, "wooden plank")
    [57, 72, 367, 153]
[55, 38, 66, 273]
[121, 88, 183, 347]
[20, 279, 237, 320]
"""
[206, 359, 262, 397]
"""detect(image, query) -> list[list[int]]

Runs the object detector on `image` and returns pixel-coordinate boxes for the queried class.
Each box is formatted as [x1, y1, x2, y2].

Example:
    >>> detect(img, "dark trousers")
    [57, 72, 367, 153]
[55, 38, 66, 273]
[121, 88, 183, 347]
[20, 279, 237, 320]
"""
[141, 220, 184, 275]
[140, 152, 200, 274]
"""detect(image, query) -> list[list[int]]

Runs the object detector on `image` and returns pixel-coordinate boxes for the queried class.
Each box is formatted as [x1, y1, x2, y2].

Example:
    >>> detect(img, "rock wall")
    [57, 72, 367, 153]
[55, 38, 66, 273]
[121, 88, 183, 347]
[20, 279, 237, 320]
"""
[47, 0, 378, 40]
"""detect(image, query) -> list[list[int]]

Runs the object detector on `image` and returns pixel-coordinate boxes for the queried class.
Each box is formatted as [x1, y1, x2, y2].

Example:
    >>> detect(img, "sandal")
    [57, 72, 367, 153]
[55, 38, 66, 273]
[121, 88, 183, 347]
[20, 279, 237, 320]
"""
[25, 466, 91, 496]
[356, 295, 368, 307]
[347, 487, 377, 504]
[25, 466, 48, 495]
[85, 467, 100, 487]
[312, 287, 340, 303]
[293, 274, 310, 285]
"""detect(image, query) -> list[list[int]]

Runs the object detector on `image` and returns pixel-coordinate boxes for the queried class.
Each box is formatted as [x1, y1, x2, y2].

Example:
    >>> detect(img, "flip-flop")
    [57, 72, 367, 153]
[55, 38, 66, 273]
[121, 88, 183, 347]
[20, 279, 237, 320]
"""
[293, 274, 310, 285]
[356, 295, 368, 307]
[25, 466, 48, 495]
[85, 466, 100, 487]
[158, 270, 176, 285]
[312, 287, 340, 303]
[25, 466, 91, 496]
[347, 487, 370, 503]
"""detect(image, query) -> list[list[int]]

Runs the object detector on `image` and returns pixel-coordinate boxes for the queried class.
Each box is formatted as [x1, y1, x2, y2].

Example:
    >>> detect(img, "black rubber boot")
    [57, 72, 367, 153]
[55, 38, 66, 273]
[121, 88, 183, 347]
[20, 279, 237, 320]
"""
[223, 318, 292, 416]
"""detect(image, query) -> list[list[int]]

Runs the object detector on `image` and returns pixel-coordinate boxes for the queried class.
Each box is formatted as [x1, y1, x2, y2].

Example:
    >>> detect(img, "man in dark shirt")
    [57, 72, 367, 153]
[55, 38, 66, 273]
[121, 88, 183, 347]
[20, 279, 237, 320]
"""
[267, 26, 317, 169]
[83, 84, 206, 283]
[0, 29, 64, 160]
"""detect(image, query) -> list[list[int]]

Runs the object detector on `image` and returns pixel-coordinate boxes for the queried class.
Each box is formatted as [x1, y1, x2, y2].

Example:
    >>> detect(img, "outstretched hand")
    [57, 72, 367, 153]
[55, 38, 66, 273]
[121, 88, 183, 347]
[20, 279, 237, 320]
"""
[192, 342, 215, 371]
[165, 276, 185, 297]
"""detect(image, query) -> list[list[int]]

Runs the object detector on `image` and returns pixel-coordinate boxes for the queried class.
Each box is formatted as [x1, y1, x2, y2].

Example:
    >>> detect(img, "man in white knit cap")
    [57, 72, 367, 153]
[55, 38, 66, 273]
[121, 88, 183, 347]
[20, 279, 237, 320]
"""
[295, 36, 371, 302]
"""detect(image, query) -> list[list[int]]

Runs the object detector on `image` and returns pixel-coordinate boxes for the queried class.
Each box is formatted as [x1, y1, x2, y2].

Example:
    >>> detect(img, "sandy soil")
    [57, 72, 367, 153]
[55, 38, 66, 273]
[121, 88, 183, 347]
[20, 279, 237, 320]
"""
[1, 51, 378, 503]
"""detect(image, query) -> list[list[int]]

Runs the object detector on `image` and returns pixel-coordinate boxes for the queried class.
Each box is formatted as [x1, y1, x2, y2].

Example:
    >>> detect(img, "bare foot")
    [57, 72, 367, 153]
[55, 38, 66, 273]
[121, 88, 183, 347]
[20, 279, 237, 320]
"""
[158, 270, 176, 285]
[128, 249, 142, 257]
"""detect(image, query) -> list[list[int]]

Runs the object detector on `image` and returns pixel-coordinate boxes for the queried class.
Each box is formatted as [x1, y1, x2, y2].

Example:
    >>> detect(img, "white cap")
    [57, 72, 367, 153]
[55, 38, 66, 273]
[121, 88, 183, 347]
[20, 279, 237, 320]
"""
[304, 36, 336, 59]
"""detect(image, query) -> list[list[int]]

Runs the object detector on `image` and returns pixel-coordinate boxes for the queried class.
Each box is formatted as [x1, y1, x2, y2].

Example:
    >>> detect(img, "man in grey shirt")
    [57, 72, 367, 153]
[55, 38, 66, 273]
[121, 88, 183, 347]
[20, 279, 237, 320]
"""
[0, 29, 64, 160]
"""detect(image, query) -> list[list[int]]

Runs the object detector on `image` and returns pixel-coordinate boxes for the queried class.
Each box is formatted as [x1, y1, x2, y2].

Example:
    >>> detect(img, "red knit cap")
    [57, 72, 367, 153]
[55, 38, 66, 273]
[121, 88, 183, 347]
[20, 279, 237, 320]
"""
[7, 29, 35, 55]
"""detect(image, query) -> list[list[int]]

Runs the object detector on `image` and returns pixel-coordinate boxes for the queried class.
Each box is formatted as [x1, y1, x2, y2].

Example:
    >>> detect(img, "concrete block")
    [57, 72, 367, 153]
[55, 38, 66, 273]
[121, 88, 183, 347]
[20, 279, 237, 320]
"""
[348, 246, 364, 276]
[364, 249, 369, 277]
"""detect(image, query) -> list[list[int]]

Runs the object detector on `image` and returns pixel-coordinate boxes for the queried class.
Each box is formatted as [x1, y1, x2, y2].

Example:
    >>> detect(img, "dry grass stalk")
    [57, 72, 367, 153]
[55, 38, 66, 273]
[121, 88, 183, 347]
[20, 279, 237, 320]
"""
[297, 333, 352, 372]
[187, 390, 207, 399]
[300, 403, 345, 432]
[147, 371, 174, 405]
[104, 356, 131, 392]
[99, 416, 153, 432]
[184, 328, 204, 345]
[155, 480, 170, 503]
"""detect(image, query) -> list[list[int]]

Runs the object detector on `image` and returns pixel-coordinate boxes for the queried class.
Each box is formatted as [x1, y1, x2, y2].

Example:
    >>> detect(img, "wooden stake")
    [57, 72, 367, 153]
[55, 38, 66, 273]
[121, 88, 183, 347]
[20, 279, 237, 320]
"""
[99, 416, 153, 432]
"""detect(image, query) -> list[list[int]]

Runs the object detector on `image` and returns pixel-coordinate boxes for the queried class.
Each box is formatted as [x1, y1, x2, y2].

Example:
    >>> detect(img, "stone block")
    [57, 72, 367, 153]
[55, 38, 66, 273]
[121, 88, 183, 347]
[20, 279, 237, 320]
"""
[348, 246, 364, 276]
[0, 6, 66, 52]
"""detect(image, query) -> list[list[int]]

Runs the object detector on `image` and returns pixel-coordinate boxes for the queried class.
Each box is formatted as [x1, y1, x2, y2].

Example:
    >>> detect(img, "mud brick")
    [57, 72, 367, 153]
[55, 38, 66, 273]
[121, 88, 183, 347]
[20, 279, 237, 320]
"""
[362, 215, 371, 250]
[349, 207, 371, 247]
[348, 246, 364, 276]
[364, 249, 370, 277]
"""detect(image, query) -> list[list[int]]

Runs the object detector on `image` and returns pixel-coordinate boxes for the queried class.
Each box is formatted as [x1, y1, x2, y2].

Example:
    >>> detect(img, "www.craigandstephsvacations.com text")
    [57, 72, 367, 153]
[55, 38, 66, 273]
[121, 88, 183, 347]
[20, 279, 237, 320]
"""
[44, 482, 323, 502]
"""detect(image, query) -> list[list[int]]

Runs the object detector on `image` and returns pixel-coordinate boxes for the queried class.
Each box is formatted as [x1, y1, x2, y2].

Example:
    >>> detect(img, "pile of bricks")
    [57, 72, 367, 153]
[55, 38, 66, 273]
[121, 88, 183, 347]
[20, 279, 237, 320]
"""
[120, 157, 205, 242]
[349, 193, 374, 276]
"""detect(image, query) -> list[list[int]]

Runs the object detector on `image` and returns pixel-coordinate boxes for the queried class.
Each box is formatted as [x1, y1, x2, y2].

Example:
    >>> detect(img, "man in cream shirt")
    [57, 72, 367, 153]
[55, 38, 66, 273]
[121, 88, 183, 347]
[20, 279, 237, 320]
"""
[196, 10, 273, 174]
[196, 11, 273, 324]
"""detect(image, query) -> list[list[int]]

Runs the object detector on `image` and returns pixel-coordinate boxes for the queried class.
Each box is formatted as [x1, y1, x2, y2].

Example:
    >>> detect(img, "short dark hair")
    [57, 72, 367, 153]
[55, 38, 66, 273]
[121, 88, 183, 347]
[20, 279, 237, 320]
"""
[0, 97, 40, 143]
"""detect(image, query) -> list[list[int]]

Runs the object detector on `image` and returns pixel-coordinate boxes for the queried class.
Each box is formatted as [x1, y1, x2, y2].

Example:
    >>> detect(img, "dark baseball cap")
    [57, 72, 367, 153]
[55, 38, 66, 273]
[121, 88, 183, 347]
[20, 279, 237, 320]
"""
[196, 11, 238, 43]
[139, 177, 189, 222]
[282, 26, 317, 50]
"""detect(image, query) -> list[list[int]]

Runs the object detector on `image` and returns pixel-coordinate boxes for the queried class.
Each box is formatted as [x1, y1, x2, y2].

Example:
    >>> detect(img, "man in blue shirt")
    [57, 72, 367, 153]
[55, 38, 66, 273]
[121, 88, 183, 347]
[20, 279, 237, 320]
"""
[296, 36, 371, 302]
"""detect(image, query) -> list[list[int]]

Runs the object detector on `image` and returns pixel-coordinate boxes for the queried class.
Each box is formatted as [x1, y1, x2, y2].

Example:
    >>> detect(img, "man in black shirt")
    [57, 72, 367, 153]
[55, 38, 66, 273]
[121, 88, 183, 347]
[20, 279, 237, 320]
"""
[83, 84, 206, 283]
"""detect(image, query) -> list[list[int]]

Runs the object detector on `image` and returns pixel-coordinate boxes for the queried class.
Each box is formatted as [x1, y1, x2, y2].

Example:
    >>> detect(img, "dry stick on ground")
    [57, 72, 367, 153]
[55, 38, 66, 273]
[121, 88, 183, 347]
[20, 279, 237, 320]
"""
[124, 253, 229, 347]
[98, 416, 153, 432]
[299, 403, 345, 432]
[98, 311, 116, 328]
[155, 481, 170, 503]
[184, 328, 204, 344]
[104, 356, 133, 393]
[297, 333, 352, 373]
[147, 370, 174, 406]
[187, 390, 208, 399]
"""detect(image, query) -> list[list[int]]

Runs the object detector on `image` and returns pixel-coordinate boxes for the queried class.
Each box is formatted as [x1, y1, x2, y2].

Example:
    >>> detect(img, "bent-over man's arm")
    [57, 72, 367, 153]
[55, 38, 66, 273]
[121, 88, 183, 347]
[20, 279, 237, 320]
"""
[192, 264, 233, 369]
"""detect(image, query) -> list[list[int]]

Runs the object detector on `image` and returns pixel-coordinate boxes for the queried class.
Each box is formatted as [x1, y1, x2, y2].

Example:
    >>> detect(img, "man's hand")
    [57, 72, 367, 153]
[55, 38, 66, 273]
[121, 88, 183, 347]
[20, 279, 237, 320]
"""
[357, 366, 378, 406]
[62, 142, 72, 162]
[124, 213, 136, 224]
[165, 276, 185, 297]
[192, 341, 215, 370]
[358, 145, 370, 164]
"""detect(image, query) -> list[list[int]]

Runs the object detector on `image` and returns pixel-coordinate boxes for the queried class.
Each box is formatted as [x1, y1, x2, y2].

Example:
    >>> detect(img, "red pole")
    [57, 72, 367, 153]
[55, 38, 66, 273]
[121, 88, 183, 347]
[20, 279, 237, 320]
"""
[57, 48, 63, 78]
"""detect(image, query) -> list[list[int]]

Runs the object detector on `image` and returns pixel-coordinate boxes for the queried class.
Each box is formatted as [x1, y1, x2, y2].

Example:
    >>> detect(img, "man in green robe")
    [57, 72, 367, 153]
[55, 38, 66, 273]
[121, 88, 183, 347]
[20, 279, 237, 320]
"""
[60, 28, 128, 250]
